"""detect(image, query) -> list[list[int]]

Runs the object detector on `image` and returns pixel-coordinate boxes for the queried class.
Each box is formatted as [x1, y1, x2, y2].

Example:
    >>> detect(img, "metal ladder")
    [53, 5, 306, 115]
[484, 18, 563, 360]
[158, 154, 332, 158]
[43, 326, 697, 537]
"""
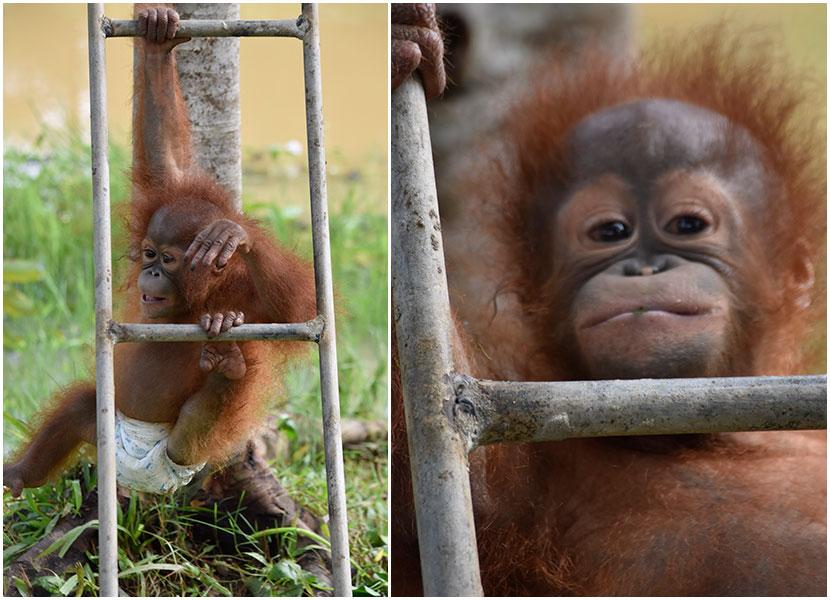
[87, 4, 351, 596]
[392, 76, 828, 596]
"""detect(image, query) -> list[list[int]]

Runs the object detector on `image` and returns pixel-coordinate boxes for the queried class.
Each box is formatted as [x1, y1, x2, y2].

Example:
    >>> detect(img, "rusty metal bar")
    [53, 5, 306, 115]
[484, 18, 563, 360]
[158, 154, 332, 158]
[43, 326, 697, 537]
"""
[392, 75, 484, 596]
[301, 4, 352, 596]
[87, 4, 118, 596]
[103, 17, 305, 39]
[110, 319, 323, 343]
[451, 374, 827, 449]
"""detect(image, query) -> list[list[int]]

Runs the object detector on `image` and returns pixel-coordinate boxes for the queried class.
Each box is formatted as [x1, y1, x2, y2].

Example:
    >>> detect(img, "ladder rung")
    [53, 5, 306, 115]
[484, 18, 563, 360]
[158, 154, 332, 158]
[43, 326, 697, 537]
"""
[452, 374, 827, 449]
[102, 17, 305, 39]
[110, 318, 323, 343]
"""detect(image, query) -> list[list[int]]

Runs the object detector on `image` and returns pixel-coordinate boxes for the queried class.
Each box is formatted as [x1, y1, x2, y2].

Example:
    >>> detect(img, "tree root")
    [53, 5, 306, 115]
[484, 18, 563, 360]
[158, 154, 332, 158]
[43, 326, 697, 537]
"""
[189, 436, 335, 596]
[4, 491, 99, 597]
[3, 422, 351, 597]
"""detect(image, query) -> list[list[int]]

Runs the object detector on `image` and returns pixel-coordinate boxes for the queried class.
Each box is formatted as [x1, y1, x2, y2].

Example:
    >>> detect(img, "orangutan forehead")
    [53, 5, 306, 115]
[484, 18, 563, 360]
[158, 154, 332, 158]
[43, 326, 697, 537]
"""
[147, 203, 223, 247]
[565, 98, 770, 206]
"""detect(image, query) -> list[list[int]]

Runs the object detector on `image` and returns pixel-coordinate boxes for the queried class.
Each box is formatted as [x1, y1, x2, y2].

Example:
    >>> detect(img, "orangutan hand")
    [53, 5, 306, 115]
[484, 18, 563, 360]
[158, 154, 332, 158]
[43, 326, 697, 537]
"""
[392, 3, 446, 99]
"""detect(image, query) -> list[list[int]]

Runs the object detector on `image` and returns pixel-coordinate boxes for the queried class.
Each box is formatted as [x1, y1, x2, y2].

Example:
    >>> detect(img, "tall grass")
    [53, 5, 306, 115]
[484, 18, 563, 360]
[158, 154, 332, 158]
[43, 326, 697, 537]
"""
[3, 129, 388, 596]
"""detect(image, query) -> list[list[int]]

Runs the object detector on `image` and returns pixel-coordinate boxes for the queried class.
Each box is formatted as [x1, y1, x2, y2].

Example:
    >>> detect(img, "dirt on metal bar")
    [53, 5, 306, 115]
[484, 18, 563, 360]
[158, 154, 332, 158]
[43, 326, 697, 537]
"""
[110, 319, 323, 343]
[301, 4, 352, 596]
[392, 76, 484, 596]
[87, 4, 118, 596]
[450, 374, 827, 449]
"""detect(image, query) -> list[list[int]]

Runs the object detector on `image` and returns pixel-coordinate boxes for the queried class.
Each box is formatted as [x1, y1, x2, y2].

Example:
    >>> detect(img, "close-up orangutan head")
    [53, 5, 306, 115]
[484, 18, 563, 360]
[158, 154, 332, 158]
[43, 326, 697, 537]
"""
[392, 5, 825, 598]
[537, 98, 803, 380]
[126, 175, 250, 320]
[494, 31, 824, 382]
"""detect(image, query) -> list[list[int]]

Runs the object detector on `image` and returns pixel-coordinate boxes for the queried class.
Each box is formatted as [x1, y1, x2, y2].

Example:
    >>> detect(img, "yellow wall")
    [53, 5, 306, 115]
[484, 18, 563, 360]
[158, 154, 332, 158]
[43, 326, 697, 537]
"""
[3, 4, 825, 159]
[637, 3, 825, 77]
[3, 3, 388, 166]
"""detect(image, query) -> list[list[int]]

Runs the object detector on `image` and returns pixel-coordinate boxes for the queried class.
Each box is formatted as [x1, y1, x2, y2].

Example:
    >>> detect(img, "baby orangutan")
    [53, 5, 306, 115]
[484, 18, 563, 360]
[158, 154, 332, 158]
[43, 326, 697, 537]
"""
[4, 6, 316, 495]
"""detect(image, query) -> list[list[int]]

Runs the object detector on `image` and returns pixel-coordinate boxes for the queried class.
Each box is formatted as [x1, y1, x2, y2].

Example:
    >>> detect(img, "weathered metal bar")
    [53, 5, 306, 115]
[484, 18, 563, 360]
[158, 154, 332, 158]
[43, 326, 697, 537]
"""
[392, 76, 484, 596]
[87, 4, 118, 596]
[103, 17, 305, 39]
[301, 4, 351, 596]
[110, 319, 323, 343]
[451, 374, 828, 449]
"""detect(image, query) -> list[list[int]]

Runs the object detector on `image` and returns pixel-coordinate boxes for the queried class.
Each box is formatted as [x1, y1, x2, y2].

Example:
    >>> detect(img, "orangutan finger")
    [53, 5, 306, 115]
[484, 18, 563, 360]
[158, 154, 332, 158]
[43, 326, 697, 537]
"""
[202, 237, 229, 269]
[219, 314, 235, 333]
[155, 8, 168, 43]
[393, 24, 445, 99]
[166, 9, 179, 40]
[146, 9, 158, 43]
[215, 238, 240, 269]
[209, 313, 224, 337]
[392, 37, 421, 91]
[391, 3, 438, 28]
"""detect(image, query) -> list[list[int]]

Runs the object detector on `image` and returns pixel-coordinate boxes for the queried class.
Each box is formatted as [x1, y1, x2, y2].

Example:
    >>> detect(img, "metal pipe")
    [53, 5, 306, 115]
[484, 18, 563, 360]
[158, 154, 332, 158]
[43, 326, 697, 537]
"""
[451, 374, 828, 449]
[87, 4, 118, 596]
[392, 76, 484, 596]
[110, 319, 323, 344]
[103, 17, 305, 39]
[301, 4, 351, 596]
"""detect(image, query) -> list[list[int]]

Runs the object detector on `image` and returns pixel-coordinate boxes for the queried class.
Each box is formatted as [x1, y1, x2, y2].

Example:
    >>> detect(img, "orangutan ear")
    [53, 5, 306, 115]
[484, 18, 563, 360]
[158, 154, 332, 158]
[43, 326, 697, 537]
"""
[788, 239, 815, 310]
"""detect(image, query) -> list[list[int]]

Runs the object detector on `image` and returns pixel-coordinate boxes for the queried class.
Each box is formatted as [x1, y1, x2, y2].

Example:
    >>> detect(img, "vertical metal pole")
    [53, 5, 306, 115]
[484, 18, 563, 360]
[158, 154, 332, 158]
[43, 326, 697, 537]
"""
[391, 77, 484, 596]
[300, 4, 352, 596]
[87, 3, 118, 597]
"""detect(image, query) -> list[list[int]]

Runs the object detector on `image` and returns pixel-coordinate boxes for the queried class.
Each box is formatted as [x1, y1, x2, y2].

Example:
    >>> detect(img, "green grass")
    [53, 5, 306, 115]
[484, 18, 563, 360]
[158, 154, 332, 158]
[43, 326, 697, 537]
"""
[3, 129, 388, 596]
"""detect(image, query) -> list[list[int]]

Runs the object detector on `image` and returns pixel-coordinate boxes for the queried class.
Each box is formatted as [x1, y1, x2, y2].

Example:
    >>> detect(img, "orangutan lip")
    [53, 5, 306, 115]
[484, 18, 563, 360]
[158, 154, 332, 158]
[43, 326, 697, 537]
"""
[141, 294, 167, 304]
[580, 304, 713, 329]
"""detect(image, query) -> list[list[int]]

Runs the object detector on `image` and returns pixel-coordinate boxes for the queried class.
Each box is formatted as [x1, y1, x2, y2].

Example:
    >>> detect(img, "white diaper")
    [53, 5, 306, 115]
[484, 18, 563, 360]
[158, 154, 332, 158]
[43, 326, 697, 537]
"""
[115, 411, 206, 494]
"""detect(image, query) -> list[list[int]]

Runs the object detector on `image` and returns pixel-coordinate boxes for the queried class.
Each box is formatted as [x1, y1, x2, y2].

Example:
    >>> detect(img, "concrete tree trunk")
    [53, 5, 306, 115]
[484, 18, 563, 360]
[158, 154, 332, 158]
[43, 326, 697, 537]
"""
[174, 3, 242, 209]
[132, 3, 242, 208]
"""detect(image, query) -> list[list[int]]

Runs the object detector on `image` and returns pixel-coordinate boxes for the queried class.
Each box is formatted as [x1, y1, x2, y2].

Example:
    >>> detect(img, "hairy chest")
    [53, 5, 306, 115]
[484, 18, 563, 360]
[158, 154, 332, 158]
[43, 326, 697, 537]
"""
[114, 342, 205, 422]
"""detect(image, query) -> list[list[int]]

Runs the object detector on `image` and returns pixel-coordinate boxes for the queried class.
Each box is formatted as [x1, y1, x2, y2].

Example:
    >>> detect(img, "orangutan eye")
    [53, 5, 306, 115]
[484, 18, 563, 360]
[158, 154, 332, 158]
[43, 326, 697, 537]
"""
[162, 253, 175, 264]
[143, 249, 156, 260]
[667, 215, 709, 235]
[589, 220, 631, 242]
